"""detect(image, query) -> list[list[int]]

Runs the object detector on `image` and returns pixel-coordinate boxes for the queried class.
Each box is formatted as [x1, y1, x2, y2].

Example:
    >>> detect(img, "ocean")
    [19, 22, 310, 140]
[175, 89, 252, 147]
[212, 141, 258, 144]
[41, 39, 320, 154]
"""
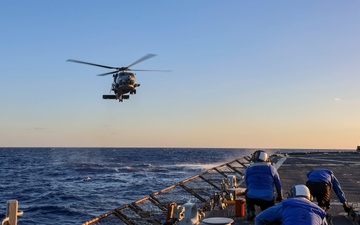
[0, 148, 261, 224]
[0, 147, 341, 225]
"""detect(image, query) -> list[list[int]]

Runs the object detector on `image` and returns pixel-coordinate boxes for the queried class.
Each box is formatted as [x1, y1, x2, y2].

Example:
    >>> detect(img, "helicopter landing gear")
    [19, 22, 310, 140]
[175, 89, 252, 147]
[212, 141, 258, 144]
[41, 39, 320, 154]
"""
[130, 89, 137, 95]
[117, 94, 123, 102]
[117, 94, 130, 102]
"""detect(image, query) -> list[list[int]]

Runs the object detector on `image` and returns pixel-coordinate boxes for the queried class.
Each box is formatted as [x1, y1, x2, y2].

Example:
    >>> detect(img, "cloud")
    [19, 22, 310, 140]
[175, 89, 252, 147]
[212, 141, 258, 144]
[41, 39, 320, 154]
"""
[333, 97, 342, 102]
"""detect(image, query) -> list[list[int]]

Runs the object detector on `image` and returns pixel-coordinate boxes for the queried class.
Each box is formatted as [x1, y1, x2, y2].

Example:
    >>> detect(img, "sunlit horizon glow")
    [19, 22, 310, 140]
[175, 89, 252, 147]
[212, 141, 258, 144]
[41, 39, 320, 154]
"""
[1, 1, 359, 149]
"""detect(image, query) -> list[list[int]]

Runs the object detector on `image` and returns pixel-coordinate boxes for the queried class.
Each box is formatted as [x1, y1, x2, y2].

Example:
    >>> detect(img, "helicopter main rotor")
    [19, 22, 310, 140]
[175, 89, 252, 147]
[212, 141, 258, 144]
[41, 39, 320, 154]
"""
[67, 54, 170, 76]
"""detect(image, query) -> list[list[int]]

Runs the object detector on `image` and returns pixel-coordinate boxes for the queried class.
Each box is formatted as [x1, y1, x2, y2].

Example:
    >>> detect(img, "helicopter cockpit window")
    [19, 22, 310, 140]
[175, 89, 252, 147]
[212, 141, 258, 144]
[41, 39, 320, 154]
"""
[115, 75, 122, 83]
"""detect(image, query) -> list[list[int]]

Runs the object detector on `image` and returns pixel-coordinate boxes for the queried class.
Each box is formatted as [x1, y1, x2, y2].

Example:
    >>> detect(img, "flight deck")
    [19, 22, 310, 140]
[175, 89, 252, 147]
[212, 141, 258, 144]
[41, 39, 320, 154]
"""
[81, 150, 360, 225]
[203, 151, 360, 225]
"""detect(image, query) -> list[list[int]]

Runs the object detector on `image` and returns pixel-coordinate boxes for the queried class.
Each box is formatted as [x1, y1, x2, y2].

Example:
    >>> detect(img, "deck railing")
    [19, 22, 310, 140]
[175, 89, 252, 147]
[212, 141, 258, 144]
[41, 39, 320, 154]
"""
[81, 155, 252, 225]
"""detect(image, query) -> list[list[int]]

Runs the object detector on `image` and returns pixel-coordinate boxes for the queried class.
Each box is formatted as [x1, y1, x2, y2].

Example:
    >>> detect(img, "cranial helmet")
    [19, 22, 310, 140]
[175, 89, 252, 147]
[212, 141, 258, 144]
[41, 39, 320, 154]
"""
[289, 184, 312, 200]
[252, 150, 268, 162]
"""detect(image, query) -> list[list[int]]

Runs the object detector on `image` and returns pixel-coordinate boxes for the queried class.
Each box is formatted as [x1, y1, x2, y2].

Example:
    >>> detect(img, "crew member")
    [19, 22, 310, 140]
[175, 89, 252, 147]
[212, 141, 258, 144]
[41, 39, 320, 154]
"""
[244, 150, 283, 220]
[255, 184, 327, 225]
[306, 169, 351, 213]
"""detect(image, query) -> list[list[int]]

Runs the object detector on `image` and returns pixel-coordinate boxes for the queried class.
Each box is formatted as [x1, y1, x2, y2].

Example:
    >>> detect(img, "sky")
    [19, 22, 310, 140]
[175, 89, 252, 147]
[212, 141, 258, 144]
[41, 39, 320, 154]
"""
[1, 1, 359, 149]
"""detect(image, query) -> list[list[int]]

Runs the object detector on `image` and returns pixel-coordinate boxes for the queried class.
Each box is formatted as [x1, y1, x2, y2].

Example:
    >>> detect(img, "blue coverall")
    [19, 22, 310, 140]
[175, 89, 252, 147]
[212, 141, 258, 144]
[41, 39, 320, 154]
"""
[255, 198, 327, 225]
[245, 162, 282, 201]
[307, 169, 347, 203]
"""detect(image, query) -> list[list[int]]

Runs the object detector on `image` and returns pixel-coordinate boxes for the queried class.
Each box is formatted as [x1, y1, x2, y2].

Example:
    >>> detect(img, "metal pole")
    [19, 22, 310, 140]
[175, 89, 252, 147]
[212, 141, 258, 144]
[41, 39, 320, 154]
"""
[2, 200, 23, 225]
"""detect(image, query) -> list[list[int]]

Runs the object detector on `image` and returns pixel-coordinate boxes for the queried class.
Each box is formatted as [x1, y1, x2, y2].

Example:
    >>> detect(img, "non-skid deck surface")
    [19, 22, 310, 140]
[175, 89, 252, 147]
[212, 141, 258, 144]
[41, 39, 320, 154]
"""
[201, 152, 360, 225]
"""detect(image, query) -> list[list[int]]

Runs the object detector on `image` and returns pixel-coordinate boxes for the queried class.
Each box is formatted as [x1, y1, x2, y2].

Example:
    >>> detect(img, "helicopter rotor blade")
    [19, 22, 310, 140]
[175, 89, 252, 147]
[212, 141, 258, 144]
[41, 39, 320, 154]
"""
[97, 71, 118, 76]
[127, 54, 157, 69]
[67, 59, 117, 70]
[67, 54, 169, 75]
[130, 69, 172, 72]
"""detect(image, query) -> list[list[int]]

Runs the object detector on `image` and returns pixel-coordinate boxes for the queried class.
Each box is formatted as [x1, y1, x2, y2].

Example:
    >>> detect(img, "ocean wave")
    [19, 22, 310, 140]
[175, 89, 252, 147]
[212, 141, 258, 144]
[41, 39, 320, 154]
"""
[0, 147, 259, 224]
[25, 204, 88, 224]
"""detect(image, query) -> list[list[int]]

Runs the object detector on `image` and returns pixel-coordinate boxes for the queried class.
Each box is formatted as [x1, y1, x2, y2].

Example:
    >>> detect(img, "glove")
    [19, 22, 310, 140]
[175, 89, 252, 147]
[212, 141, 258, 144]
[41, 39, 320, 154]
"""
[343, 202, 351, 213]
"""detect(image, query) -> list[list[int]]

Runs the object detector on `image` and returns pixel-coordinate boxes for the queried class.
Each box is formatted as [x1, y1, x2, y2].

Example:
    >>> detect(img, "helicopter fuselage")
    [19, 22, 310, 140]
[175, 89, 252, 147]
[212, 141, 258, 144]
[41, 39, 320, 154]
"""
[112, 72, 139, 96]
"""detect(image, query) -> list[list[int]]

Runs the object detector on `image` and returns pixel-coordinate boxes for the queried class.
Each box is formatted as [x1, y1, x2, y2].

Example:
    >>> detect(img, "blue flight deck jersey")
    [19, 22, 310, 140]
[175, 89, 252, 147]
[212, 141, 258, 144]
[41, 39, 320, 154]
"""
[255, 198, 327, 225]
[307, 169, 347, 203]
[245, 162, 282, 201]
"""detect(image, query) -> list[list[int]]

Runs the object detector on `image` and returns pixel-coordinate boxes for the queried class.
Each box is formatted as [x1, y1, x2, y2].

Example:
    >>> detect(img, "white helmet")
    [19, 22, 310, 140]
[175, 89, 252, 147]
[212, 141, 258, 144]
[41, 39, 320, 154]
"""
[289, 184, 312, 200]
[252, 150, 268, 162]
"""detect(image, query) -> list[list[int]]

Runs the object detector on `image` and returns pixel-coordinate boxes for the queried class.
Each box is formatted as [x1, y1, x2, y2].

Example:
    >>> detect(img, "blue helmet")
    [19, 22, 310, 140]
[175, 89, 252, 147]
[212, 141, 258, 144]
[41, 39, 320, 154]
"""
[289, 184, 311, 200]
[252, 150, 268, 162]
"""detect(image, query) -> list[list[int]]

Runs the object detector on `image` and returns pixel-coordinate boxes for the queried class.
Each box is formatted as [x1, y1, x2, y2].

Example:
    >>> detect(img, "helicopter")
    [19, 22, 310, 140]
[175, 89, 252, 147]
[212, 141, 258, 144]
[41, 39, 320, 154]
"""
[67, 54, 170, 102]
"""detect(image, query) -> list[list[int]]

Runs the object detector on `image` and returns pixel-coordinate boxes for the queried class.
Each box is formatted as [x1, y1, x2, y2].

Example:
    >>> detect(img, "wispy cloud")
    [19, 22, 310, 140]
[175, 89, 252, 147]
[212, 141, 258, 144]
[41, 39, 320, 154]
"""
[333, 97, 342, 102]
